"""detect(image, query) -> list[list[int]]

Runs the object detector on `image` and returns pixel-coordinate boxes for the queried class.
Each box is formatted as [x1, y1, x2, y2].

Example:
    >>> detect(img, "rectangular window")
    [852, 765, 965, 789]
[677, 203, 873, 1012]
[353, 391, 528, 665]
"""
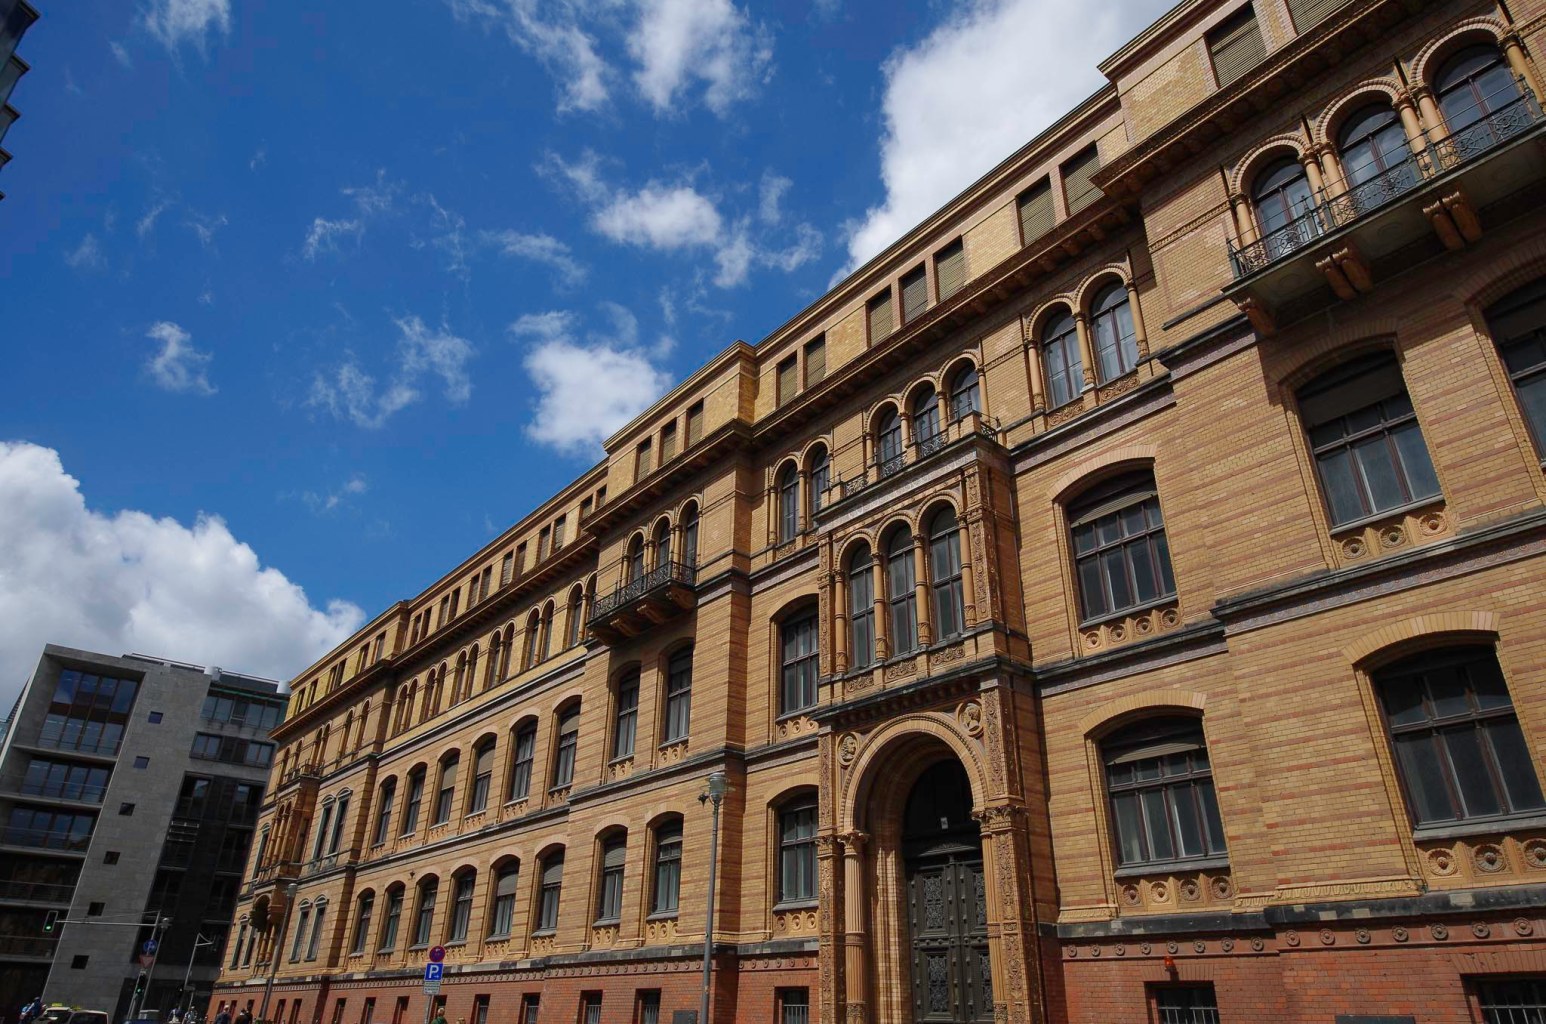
[778, 990, 810, 1024]
[660, 422, 678, 463]
[780, 615, 819, 715]
[579, 497, 593, 521]
[777, 354, 799, 407]
[652, 823, 682, 915]
[866, 289, 894, 343]
[362, 999, 376, 1024]
[537, 857, 563, 932]
[38, 668, 140, 755]
[635, 440, 653, 482]
[552, 516, 566, 550]
[804, 336, 826, 386]
[596, 843, 625, 923]
[581, 995, 601, 1024]
[449, 873, 475, 942]
[934, 240, 966, 301]
[520, 996, 540, 1024]
[1208, 6, 1265, 88]
[612, 672, 639, 760]
[401, 773, 424, 835]
[305, 904, 327, 961]
[552, 711, 579, 789]
[686, 402, 704, 447]
[434, 760, 458, 825]
[412, 882, 437, 947]
[1285, 0, 1349, 32]
[472, 996, 489, 1024]
[1152, 984, 1220, 1024]
[637, 992, 661, 1024]
[1070, 476, 1176, 622]
[778, 802, 818, 903]
[509, 728, 536, 801]
[1476, 977, 1546, 1024]
[900, 265, 928, 324]
[380, 890, 403, 951]
[1017, 178, 1054, 244]
[490, 868, 519, 937]
[1062, 144, 1103, 215]
[515, 543, 527, 576]
[501, 552, 514, 586]
[537, 527, 551, 563]
[664, 649, 693, 743]
[290, 906, 311, 961]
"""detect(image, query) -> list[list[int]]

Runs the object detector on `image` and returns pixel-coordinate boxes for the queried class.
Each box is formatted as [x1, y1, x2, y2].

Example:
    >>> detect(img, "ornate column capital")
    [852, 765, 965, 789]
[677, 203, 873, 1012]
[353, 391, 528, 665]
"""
[838, 830, 869, 855]
[971, 803, 1028, 833]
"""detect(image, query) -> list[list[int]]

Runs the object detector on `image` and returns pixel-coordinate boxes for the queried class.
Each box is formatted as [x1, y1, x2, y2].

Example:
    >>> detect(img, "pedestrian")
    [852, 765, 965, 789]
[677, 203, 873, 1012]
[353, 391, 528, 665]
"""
[170, 1009, 182, 1024]
[213, 1003, 232, 1024]
[429, 1008, 445, 1024]
[234, 1006, 252, 1024]
[19, 998, 40, 1024]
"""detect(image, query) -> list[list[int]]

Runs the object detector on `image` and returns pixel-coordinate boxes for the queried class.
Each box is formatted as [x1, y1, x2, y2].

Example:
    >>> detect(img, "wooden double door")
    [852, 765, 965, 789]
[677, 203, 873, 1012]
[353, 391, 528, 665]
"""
[906, 847, 992, 1024]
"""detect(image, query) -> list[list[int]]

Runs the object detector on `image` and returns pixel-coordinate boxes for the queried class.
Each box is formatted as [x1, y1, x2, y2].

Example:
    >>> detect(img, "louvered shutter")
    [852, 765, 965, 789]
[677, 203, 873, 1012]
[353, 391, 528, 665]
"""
[686, 402, 703, 445]
[1286, 0, 1348, 32]
[1062, 146, 1103, 214]
[868, 291, 894, 342]
[1208, 8, 1265, 88]
[777, 356, 798, 406]
[935, 240, 966, 300]
[901, 267, 928, 324]
[804, 338, 826, 385]
[1017, 180, 1055, 243]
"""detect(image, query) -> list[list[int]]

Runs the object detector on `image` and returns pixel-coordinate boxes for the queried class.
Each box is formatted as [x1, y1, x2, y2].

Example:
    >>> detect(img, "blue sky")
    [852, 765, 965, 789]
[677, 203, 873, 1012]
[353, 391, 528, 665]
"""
[0, 0, 1172, 703]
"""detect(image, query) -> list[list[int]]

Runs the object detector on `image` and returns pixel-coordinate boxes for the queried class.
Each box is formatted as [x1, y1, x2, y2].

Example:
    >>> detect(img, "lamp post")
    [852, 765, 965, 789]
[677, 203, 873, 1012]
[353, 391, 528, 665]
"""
[698, 771, 728, 1024]
[181, 933, 215, 1014]
[257, 883, 299, 1024]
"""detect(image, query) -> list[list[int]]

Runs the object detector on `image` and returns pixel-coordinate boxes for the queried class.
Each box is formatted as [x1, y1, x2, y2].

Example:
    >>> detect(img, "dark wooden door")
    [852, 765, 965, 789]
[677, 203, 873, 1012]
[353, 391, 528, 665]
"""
[907, 851, 991, 1024]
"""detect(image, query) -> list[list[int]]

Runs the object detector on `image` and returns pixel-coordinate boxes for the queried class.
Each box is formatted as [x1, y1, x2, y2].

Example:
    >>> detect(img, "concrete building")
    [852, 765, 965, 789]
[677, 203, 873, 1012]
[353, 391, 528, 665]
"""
[0, 646, 286, 1020]
[0, 0, 38, 200]
[215, 0, 1546, 1021]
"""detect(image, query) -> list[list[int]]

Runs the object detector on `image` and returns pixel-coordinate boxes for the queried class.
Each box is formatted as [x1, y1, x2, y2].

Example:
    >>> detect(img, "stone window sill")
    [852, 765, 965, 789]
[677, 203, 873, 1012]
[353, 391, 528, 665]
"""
[1113, 854, 1230, 879]
[1413, 811, 1546, 842]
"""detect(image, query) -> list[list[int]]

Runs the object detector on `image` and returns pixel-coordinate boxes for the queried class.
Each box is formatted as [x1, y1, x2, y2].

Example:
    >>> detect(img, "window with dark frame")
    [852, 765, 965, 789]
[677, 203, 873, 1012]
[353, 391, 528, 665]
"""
[1016, 178, 1054, 245]
[1152, 983, 1221, 1024]
[848, 546, 875, 670]
[778, 800, 818, 903]
[351, 892, 374, 954]
[778, 989, 811, 1024]
[489, 863, 519, 937]
[875, 407, 903, 476]
[552, 708, 580, 789]
[652, 820, 682, 915]
[1488, 278, 1546, 456]
[411, 878, 437, 947]
[1435, 44, 1521, 135]
[900, 265, 928, 324]
[935, 240, 966, 302]
[433, 755, 458, 825]
[804, 337, 826, 386]
[636, 991, 661, 1024]
[596, 838, 626, 923]
[660, 421, 678, 463]
[1089, 282, 1139, 383]
[469, 742, 494, 815]
[581, 994, 601, 1024]
[379, 887, 403, 950]
[1061, 144, 1103, 214]
[664, 648, 693, 743]
[305, 901, 327, 961]
[472, 996, 489, 1024]
[780, 613, 819, 716]
[1376, 647, 1545, 827]
[777, 463, 800, 543]
[1104, 718, 1226, 869]
[686, 401, 704, 447]
[509, 725, 536, 801]
[634, 439, 652, 482]
[1337, 102, 1412, 189]
[1475, 976, 1546, 1023]
[867, 289, 894, 343]
[1068, 471, 1176, 622]
[777, 354, 799, 407]
[948, 365, 980, 423]
[448, 871, 475, 943]
[885, 529, 918, 654]
[1206, 5, 1264, 88]
[520, 995, 540, 1024]
[928, 507, 965, 640]
[1041, 310, 1083, 409]
[1298, 353, 1441, 527]
[612, 671, 639, 761]
[536, 853, 563, 932]
[911, 385, 940, 450]
[401, 769, 424, 834]
[682, 504, 699, 568]
[809, 447, 830, 517]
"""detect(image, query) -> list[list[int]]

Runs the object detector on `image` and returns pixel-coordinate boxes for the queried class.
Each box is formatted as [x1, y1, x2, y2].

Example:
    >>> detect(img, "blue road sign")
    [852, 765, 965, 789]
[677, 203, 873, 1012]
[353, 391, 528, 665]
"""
[424, 964, 444, 982]
[142, 940, 158, 955]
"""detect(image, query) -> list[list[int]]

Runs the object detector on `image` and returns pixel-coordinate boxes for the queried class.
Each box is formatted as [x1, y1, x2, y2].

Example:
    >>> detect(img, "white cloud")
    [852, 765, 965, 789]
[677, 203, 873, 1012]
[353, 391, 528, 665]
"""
[145, 321, 217, 395]
[482, 229, 587, 287]
[302, 217, 365, 261]
[841, 0, 1174, 273]
[137, 200, 172, 240]
[65, 234, 105, 271]
[759, 171, 791, 225]
[444, 0, 611, 114]
[302, 473, 369, 514]
[141, 0, 232, 54]
[629, 0, 771, 115]
[250, 146, 267, 171]
[343, 170, 404, 217]
[308, 316, 475, 429]
[110, 41, 133, 67]
[184, 210, 228, 249]
[0, 442, 363, 698]
[594, 185, 724, 250]
[511, 309, 673, 456]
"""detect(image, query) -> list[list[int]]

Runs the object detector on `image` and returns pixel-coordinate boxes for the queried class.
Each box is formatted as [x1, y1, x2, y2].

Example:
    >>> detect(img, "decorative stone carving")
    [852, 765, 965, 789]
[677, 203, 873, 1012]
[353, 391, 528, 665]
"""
[1427, 847, 1457, 876]
[883, 657, 918, 682]
[1114, 944, 1126, 956]
[1284, 931, 1301, 947]
[1527, 839, 1546, 869]
[1115, 866, 1232, 916]
[1250, 937, 1264, 952]
[1430, 924, 1448, 941]
[1472, 922, 1490, 938]
[957, 701, 984, 737]
[1355, 927, 1370, 944]
[658, 740, 689, 765]
[1392, 926, 1408, 942]
[1515, 918, 1534, 936]
[1140, 942, 1152, 955]
[837, 733, 860, 768]
[644, 917, 678, 944]
[608, 758, 634, 781]
[1220, 937, 1234, 952]
[1179, 879, 1200, 902]
[1319, 929, 1335, 946]
[1119, 884, 1141, 907]
[930, 643, 966, 668]
[1165, 941, 1178, 954]
[1474, 843, 1505, 873]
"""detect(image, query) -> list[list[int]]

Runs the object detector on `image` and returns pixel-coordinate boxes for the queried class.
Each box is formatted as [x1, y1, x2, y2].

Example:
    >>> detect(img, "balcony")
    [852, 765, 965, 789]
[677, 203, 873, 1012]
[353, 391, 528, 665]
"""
[828, 413, 1000, 505]
[588, 561, 697, 644]
[0, 936, 57, 960]
[0, 880, 74, 905]
[1226, 92, 1546, 332]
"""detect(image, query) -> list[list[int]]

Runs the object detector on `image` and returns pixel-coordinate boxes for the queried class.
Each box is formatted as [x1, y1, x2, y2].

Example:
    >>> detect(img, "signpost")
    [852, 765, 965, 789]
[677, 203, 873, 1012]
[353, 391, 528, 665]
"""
[422, 959, 444, 1024]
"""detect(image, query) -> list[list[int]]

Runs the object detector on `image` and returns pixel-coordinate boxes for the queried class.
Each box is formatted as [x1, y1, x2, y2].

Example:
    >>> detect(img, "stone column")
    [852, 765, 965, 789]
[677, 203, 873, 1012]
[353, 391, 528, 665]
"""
[872, 560, 889, 662]
[973, 805, 1043, 1024]
[958, 514, 979, 627]
[840, 832, 870, 1024]
[833, 571, 850, 674]
[1503, 32, 1545, 103]
[816, 835, 845, 1024]
[1315, 143, 1347, 198]
[1123, 279, 1150, 359]
[1023, 326, 1046, 414]
[1073, 313, 1098, 391]
[912, 537, 932, 648]
[1413, 85, 1442, 134]
[1395, 88, 1427, 151]
[1300, 149, 1327, 195]
[1230, 193, 1258, 246]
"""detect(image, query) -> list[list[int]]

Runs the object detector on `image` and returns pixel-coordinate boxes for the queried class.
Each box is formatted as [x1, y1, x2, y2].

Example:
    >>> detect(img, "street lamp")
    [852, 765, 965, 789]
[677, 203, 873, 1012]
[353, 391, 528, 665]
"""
[257, 883, 299, 1024]
[182, 933, 215, 1014]
[698, 771, 728, 1024]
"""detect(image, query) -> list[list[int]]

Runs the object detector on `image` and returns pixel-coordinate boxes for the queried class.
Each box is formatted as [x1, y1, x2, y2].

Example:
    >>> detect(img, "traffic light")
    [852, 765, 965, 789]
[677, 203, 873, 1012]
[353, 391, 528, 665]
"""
[134, 973, 148, 998]
[42, 910, 57, 934]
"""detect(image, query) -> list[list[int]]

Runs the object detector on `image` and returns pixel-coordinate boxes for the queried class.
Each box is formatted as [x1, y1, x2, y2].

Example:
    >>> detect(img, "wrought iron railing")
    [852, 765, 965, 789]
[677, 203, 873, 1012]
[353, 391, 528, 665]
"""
[825, 416, 999, 505]
[1228, 90, 1545, 278]
[590, 561, 697, 622]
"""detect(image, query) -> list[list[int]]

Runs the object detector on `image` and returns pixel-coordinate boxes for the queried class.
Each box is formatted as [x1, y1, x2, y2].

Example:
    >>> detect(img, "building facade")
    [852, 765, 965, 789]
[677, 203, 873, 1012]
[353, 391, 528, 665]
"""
[0, 0, 38, 200]
[0, 646, 285, 1020]
[214, 0, 1546, 1020]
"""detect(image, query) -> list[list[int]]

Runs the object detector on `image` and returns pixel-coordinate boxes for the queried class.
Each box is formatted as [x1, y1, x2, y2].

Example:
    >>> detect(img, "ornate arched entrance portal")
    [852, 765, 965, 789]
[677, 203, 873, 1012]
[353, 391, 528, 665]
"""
[902, 760, 991, 1024]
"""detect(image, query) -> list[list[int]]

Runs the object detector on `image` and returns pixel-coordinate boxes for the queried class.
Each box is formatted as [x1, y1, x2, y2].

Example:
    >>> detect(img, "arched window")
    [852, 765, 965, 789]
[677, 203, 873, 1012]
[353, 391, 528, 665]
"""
[663, 647, 693, 743]
[885, 528, 917, 654]
[1089, 283, 1139, 383]
[351, 891, 375, 955]
[488, 860, 520, 938]
[499, 624, 515, 680]
[680, 504, 700, 568]
[433, 753, 458, 825]
[1068, 471, 1176, 622]
[911, 385, 941, 450]
[875, 408, 904, 477]
[1298, 352, 1441, 526]
[539, 603, 554, 662]
[552, 706, 580, 790]
[1375, 647, 1544, 826]
[596, 834, 627, 923]
[486, 632, 503, 689]
[652, 519, 672, 569]
[305, 898, 329, 961]
[927, 507, 965, 639]
[412, 876, 438, 947]
[310, 798, 335, 861]
[1435, 44, 1520, 133]
[289, 901, 312, 961]
[536, 851, 564, 933]
[379, 884, 404, 951]
[779, 610, 819, 715]
[776, 463, 800, 543]
[1487, 278, 1546, 453]
[612, 669, 640, 760]
[627, 534, 647, 583]
[468, 739, 495, 815]
[401, 767, 425, 835]
[777, 797, 818, 904]
[848, 545, 876, 669]
[1103, 717, 1225, 868]
[1252, 156, 1314, 242]
[566, 587, 585, 648]
[523, 611, 542, 670]
[230, 918, 250, 968]
[447, 870, 476, 943]
[452, 654, 467, 705]
[465, 646, 478, 700]
[508, 722, 537, 802]
[948, 364, 981, 422]
[1041, 310, 1083, 409]
[326, 790, 350, 855]
[652, 818, 683, 915]
[808, 446, 830, 517]
[1337, 102, 1410, 189]
[372, 778, 395, 846]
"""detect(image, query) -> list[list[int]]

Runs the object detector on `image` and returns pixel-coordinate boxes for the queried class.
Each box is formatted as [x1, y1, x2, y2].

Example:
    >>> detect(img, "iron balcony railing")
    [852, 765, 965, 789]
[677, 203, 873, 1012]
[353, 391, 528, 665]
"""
[827, 417, 999, 505]
[590, 561, 697, 623]
[1228, 90, 1545, 278]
